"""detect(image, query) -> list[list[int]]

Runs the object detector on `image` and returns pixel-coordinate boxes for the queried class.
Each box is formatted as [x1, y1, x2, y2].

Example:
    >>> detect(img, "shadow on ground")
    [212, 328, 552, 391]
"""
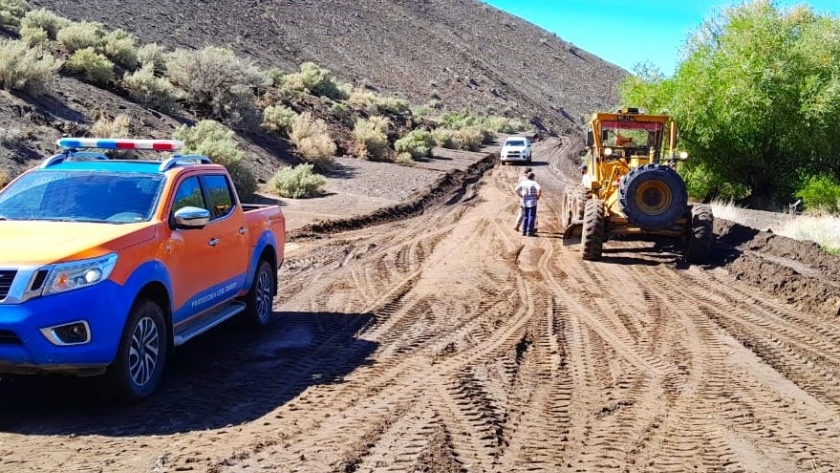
[0, 311, 377, 436]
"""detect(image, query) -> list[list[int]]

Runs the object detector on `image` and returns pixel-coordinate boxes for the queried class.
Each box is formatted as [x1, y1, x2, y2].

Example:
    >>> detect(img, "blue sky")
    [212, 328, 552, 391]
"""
[481, 1, 840, 76]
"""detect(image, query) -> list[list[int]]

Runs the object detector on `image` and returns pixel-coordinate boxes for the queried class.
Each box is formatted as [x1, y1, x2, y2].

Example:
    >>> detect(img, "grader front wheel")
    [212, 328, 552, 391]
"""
[581, 198, 605, 261]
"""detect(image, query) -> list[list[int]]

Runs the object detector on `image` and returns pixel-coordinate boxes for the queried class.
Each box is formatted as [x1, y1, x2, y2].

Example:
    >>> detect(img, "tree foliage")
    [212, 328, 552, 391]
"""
[619, 0, 840, 207]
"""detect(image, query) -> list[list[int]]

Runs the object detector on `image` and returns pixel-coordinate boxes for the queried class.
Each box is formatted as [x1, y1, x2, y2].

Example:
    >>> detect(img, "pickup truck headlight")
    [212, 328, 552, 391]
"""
[43, 253, 119, 296]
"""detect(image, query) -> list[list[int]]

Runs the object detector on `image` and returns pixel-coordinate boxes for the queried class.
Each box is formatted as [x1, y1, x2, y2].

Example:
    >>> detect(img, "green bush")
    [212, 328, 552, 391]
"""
[453, 127, 484, 151]
[20, 8, 69, 39]
[0, 0, 29, 27]
[264, 67, 284, 87]
[100, 28, 138, 69]
[121, 62, 178, 112]
[281, 61, 346, 100]
[395, 129, 435, 160]
[795, 174, 840, 214]
[679, 162, 751, 202]
[65, 47, 113, 84]
[289, 112, 336, 170]
[374, 96, 410, 116]
[432, 128, 456, 149]
[346, 88, 409, 115]
[261, 105, 297, 136]
[57, 21, 105, 51]
[165, 46, 264, 122]
[19, 25, 48, 46]
[173, 120, 257, 199]
[272, 163, 326, 198]
[353, 118, 388, 160]
[0, 38, 62, 94]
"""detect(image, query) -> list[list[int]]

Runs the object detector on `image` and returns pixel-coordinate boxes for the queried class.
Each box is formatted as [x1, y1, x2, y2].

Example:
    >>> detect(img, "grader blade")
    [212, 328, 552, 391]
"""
[562, 222, 583, 246]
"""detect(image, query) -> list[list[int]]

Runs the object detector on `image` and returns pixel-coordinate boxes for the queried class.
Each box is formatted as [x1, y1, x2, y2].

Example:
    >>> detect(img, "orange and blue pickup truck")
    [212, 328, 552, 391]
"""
[0, 138, 285, 402]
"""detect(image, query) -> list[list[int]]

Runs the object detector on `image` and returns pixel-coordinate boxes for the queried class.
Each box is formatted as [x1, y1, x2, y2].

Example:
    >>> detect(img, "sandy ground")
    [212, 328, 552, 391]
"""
[2, 137, 840, 473]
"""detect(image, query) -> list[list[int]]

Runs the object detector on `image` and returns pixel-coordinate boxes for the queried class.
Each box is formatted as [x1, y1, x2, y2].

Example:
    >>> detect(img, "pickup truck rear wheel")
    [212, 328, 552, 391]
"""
[244, 259, 275, 326]
[102, 297, 167, 403]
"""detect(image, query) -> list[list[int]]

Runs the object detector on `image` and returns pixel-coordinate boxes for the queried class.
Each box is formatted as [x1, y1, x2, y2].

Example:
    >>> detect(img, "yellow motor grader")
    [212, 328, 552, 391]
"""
[560, 108, 713, 263]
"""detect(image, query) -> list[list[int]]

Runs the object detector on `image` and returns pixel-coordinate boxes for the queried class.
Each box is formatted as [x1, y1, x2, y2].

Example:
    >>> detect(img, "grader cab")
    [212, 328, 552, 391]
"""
[560, 108, 713, 263]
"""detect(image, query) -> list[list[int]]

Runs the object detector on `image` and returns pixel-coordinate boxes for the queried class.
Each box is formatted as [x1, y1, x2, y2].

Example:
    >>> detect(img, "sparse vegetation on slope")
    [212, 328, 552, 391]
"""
[1, 0, 543, 201]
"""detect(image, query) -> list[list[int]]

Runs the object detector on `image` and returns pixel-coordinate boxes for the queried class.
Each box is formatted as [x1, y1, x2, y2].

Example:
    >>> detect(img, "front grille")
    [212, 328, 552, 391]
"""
[0, 270, 16, 300]
[0, 330, 22, 345]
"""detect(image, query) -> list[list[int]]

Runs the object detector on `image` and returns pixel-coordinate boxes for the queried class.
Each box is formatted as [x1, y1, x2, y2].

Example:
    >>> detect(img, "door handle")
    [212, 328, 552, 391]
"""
[208, 238, 220, 247]
[239, 227, 247, 235]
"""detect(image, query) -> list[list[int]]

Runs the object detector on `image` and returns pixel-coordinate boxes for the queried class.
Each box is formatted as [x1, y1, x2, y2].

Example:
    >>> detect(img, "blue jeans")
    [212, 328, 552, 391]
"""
[522, 206, 537, 235]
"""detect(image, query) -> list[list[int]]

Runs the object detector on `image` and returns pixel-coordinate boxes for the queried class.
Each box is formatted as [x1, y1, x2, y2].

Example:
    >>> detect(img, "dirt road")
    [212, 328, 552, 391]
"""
[2, 138, 840, 473]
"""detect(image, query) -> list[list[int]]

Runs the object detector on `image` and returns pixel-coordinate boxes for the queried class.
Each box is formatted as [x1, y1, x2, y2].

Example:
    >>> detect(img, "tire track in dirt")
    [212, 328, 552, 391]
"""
[629, 263, 840, 471]
[668, 267, 840, 414]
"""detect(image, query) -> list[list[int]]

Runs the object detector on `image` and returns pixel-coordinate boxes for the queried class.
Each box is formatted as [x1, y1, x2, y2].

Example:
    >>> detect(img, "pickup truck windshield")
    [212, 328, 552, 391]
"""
[0, 170, 165, 223]
[506, 140, 526, 147]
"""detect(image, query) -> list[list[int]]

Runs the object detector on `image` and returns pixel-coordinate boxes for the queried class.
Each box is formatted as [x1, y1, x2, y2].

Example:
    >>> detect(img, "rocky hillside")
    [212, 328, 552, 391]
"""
[31, 0, 627, 133]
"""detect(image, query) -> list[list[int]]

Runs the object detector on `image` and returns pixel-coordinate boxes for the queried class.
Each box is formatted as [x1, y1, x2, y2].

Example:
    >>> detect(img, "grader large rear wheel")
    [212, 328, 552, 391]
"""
[619, 163, 687, 231]
[581, 198, 605, 261]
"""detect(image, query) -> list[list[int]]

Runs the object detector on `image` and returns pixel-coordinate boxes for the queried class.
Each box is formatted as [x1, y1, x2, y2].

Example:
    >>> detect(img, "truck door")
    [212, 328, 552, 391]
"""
[198, 173, 249, 288]
[165, 174, 247, 323]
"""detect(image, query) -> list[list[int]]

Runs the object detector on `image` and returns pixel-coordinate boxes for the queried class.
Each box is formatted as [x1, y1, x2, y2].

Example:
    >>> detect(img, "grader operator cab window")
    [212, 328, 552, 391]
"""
[602, 121, 664, 150]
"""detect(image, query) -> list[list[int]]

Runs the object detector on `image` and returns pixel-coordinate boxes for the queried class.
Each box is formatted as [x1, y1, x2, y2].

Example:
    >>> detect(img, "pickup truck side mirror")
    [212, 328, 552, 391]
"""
[172, 206, 210, 229]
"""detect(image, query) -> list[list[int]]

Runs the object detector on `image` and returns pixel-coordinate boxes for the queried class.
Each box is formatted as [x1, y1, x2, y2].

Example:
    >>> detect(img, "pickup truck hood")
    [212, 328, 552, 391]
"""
[503, 146, 528, 151]
[0, 221, 157, 266]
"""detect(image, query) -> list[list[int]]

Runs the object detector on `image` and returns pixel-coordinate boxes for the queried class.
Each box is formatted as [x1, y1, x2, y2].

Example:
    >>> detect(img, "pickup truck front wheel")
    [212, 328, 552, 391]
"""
[244, 259, 275, 326]
[103, 297, 168, 403]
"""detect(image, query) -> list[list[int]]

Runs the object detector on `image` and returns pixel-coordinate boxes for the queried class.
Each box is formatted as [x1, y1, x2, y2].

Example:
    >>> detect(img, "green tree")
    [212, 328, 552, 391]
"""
[619, 0, 840, 207]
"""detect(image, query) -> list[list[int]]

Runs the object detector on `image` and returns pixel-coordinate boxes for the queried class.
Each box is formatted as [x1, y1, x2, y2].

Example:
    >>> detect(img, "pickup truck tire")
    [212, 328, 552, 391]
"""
[244, 259, 275, 327]
[102, 297, 168, 403]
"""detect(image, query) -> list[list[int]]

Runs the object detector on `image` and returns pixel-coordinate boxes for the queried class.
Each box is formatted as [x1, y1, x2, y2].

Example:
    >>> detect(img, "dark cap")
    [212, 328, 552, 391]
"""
[524, 167, 533, 173]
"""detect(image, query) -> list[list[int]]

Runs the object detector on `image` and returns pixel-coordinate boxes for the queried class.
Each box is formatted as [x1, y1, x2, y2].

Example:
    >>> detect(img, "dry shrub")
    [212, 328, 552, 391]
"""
[173, 120, 257, 199]
[0, 38, 62, 95]
[0, 126, 23, 146]
[101, 29, 138, 69]
[261, 105, 297, 136]
[368, 115, 391, 133]
[0, 0, 28, 27]
[394, 152, 415, 166]
[290, 112, 336, 170]
[65, 47, 113, 84]
[20, 25, 47, 45]
[432, 128, 456, 149]
[453, 127, 484, 151]
[272, 163, 326, 198]
[353, 118, 388, 160]
[280, 62, 346, 100]
[91, 114, 131, 137]
[20, 8, 69, 39]
[165, 46, 263, 122]
[122, 62, 178, 112]
[57, 21, 105, 51]
[137, 43, 167, 73]
[0, 169, 9, 189]
[394, 129, 434, 159]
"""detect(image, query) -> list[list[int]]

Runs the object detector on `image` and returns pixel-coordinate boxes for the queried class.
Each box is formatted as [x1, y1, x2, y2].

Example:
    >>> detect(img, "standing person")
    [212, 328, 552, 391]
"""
[514, 171, 542, 236]
[514, 167, 538, 232]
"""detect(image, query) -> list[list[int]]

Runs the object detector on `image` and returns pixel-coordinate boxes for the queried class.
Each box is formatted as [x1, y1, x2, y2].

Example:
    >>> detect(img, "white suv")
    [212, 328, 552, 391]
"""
[500, 136, 532, 164]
